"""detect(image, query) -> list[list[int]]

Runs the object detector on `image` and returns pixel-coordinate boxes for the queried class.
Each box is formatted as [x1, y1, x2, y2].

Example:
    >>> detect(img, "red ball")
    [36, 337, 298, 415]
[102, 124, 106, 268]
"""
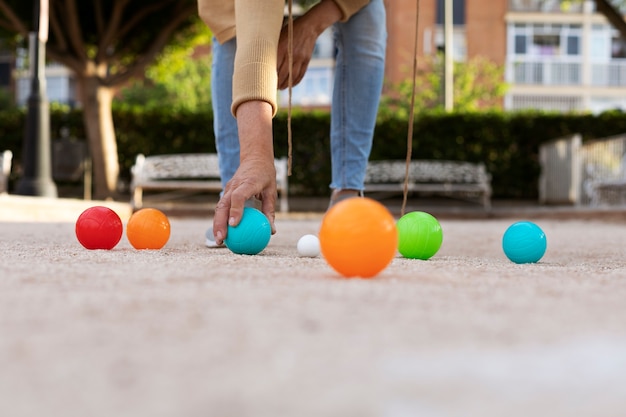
[75, 206, 123, 250]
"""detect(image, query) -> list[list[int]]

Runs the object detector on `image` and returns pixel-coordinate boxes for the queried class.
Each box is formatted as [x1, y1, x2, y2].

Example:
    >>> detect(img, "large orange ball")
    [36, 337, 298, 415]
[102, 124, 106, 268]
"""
[126, 208, 171, 250]
[319, 197, 397, 278]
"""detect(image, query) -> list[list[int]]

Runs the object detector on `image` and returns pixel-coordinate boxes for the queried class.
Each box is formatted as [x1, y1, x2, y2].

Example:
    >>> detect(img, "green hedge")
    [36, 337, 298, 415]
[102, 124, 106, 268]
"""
[3, 108, 626, 199]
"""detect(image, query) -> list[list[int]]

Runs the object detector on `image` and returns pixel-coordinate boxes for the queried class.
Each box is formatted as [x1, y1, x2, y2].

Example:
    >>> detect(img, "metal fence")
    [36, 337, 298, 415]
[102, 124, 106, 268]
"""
[540, 133, 626, 206]
[580, 134, 626, 205]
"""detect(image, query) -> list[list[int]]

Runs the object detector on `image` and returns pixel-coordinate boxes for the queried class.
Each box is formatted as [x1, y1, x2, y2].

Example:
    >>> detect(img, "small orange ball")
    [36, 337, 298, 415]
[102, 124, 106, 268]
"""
[126, 208, 171, 250]
[319, 197, 398, 278]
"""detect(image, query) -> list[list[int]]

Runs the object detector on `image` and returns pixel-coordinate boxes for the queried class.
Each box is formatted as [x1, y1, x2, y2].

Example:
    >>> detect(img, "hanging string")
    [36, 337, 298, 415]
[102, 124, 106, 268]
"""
[287, 0, 294, 176]
[401, 0, 420, 217]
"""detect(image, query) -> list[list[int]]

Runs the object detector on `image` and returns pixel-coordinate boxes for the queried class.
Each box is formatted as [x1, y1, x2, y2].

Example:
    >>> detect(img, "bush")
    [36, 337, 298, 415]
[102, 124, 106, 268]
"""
[3, 107, 626, 199]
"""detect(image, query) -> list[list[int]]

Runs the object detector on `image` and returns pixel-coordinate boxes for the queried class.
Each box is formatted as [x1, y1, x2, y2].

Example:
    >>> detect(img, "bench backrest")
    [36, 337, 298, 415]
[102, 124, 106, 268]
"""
[132, 153, 289, 191]
[365, 160, 491, 184]
[133, 153, 221, 180]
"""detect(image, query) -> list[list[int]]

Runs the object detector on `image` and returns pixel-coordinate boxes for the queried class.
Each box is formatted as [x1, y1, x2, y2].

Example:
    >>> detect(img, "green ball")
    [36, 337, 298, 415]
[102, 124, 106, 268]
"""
[397, 211, 443, 260]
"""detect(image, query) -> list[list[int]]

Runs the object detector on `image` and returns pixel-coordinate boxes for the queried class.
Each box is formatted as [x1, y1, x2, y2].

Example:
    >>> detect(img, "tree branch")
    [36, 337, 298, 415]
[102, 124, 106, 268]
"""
[595, 0, 626, 40]
[46, 46, 84, 74]
[103, 3, 196, 87]
[64, 0, 88, 60]
[94, 0, 105, 39]
[0, 0, 29, 35]
[95, 0, 130, 63]
[115, 0, 174, 41]
[49, 1, 69, 53]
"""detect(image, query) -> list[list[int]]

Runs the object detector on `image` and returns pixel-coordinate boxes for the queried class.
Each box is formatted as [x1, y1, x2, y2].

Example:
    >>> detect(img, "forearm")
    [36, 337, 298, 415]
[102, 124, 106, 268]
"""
[236, 101, 274, 163]
[213, 100, 277, 243]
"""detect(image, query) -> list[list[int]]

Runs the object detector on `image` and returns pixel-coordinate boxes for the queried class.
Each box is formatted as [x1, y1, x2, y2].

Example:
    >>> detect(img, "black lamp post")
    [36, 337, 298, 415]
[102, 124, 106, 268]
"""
[15, 0, 57, 197]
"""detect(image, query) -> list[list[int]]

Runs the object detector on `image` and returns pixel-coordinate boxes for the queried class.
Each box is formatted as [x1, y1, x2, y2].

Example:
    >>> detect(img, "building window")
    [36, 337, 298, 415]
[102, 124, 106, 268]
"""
[434, 28, 467, 61]
[515, 35, 527, 54]
[567, 36, 580, 55]
[611, 36, 626, 59]
[507, 23, 583, 86]
[509, 23, 581, 57]
[533, 33, 560, 56]
[436, 0, 465, 25]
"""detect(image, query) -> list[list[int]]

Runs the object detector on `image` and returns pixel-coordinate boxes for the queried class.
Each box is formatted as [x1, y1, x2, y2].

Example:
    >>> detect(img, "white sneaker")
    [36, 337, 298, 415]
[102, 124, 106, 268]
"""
[205, 227, 225, 248]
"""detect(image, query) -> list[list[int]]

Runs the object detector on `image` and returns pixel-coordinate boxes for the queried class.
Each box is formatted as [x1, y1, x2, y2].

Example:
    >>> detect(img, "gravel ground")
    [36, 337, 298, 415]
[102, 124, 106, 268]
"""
[1, 197, 626, 417]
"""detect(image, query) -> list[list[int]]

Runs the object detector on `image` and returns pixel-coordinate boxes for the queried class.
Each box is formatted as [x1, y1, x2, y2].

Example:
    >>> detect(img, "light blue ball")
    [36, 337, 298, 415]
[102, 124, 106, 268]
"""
[224, 207, 271, 255]
[502, 221, 547, 264]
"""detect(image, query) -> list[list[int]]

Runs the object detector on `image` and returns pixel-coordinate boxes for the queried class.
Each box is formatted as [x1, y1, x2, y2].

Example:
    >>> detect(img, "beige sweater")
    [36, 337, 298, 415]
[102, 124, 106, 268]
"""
[198, 0, 370, 116]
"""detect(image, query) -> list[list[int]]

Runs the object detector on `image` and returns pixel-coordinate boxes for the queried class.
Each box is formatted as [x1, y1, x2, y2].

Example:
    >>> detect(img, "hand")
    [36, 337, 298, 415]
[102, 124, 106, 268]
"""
[277, 17, 318, 90]
[213, 101, 277, 245]
[277, 0, 342, 90]
[212, 157, 277, 245]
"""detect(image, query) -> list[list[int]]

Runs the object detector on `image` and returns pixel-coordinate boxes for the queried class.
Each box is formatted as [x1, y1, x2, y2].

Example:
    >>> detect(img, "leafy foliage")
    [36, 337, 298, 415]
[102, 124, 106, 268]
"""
[0, 87, 13, 110]
[4, 107, 626, 199]
[1, 0, 199, 80]
[115, 20, 213, 112]
[1, 0, 201, 198]
[379, 55, 508, 119]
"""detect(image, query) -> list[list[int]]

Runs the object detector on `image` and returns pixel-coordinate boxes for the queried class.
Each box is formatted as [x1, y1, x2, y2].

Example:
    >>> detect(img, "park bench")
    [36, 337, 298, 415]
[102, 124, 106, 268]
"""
[1, 150, 12, 194]
[364, 159, 492, 210]
[130, 153, 289, 212]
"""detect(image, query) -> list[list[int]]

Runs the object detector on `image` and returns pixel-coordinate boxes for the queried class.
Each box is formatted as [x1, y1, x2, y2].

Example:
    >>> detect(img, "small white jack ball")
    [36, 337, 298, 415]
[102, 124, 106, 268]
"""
[297, 234, 320, 257]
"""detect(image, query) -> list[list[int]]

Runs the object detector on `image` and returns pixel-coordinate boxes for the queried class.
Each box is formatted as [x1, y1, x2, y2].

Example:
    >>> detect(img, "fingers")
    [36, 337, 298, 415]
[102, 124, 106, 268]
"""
[260, 190, 277, 235]
[212, 194, 230, 245]
[277, 50, 309, 90]
[213, 184, 251, 245]
[276, 22, 315, 90]
[227, 185, 249, 227]
[277, 37, 309, 89]
[213, 168, 278, 245]
[213, 191, 276, 244]
[278, 62, 307, 90]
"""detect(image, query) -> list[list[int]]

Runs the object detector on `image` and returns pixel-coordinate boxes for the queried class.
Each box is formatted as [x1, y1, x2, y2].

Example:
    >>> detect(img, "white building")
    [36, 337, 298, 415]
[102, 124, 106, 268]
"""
[506, 0, 626, 113]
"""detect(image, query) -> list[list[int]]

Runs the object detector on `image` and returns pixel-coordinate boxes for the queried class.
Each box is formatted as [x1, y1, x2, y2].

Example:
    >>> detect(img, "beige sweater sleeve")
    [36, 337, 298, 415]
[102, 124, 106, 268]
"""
[198, 0, 371, 117]
[197, 0, 236, 44]
[198, 0, 371, 43]
[333, 0, 370, 21]
[230, 0, 284, 117]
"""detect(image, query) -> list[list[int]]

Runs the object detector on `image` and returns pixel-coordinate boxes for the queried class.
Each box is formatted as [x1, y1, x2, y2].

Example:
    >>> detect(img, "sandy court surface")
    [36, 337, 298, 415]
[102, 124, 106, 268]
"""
[1, 212, 626, 417]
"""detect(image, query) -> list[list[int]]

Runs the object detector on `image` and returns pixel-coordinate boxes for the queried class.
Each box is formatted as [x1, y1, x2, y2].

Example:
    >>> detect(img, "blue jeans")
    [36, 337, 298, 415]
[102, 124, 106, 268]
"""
[211, 0, 387, 192]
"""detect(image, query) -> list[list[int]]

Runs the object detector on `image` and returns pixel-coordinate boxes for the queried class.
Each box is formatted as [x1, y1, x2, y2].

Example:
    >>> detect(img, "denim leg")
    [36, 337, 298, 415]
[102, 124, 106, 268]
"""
[330, 0, 387, 191]
[211, 37, 240, 189]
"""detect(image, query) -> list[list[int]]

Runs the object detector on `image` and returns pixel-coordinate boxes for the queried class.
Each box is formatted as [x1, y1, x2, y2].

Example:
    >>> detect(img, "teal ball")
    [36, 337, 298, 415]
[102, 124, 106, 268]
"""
[396, 211, 443, 260]
[502, 221, 547, 264]
[224, 207, 271, 255]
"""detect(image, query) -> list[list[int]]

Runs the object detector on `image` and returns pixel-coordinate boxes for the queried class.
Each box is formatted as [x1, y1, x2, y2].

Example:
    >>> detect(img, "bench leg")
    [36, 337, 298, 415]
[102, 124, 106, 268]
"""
[131, 187, 143, 210]
[482, 193, 492, 211]
[279, 193, 289, 213]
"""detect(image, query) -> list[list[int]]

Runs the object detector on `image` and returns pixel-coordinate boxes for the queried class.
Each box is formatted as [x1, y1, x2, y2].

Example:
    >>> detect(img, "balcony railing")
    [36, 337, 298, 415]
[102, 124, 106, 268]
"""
[509, 0, 585, 13]
[509, 59, 582, 85]
[591, 61, 626, 86]
[508, 58, 626, 87]
[508, 94, 583, 112]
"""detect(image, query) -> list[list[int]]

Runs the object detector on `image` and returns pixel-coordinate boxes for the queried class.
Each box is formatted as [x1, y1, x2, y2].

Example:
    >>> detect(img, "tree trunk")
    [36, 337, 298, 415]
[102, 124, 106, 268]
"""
[78, 68, 119, 201]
